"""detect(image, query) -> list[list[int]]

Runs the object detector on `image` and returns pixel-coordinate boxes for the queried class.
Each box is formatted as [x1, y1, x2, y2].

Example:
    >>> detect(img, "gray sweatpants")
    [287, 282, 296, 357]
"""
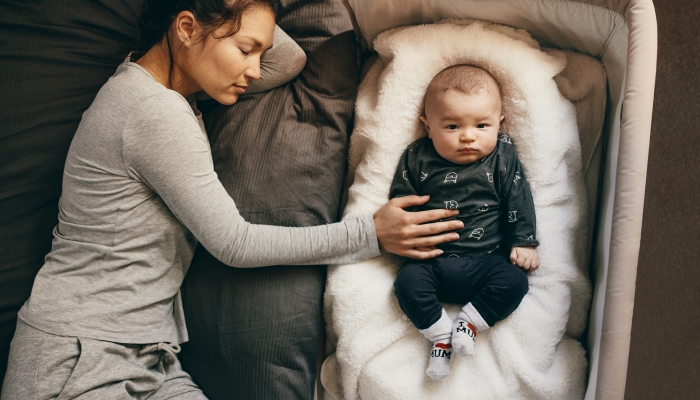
[1, 319, 207, 400]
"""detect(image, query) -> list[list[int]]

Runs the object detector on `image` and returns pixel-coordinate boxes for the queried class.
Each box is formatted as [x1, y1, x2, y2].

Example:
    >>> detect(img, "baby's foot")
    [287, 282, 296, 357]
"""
[452, 319, 477, 357]
[426, 341, 453, 380]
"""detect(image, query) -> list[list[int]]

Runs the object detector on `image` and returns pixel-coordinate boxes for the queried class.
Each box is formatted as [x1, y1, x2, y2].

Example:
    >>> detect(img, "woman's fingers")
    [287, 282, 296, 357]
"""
[414, 246, 437, 252]
[406, 232, 460, 248]
[410, 208, 461, 225]
[389, 195, 431, 208]
[389, 195, 460, 224]
[410, 219, 463, 237]
[373, 196, 464, 258]
[404, 248, 445, 260]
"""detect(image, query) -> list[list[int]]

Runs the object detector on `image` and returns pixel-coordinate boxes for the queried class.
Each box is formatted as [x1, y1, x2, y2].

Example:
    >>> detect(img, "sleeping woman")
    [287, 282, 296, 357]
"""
[0, 0, 464, 398]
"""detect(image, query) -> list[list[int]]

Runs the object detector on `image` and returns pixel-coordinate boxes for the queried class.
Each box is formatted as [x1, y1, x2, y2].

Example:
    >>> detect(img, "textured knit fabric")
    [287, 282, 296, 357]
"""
[394, 254, 529, 329]
[1, 319, 207, 400]
[17, 56, 379, 346]
[389, 134, 539, 256]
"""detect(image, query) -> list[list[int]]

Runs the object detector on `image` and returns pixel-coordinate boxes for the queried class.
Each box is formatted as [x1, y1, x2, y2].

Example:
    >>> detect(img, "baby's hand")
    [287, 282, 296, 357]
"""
[509, 246, 540, 272]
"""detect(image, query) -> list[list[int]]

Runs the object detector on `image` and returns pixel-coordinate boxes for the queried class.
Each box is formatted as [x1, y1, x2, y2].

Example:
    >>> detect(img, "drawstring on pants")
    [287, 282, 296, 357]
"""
[138, 342, 181, 364]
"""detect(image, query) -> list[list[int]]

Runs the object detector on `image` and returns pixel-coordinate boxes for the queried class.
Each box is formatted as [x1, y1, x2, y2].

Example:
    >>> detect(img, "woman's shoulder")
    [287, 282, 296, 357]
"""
[86, 64, 195, 134]
[103, 63, 188, 109]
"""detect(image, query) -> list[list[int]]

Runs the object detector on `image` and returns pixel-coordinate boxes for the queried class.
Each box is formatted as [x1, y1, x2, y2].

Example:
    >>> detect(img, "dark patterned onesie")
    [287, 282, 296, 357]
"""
[391, 134, 538, 329]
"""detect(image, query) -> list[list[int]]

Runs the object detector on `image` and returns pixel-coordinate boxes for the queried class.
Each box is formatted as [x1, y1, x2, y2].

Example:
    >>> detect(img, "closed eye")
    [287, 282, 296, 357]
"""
[240, 48, 250, 56]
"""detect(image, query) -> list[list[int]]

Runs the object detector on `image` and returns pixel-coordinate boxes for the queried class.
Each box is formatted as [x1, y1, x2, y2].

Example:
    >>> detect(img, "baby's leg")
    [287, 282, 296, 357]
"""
[451, 254, 529, 357]
[394, 260, 453, 380]
[451, 303, 489, 357]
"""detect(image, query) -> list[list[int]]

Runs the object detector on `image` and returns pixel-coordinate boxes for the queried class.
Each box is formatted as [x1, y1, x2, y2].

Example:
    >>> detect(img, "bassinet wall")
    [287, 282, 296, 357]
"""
[335, 0, 657, 399]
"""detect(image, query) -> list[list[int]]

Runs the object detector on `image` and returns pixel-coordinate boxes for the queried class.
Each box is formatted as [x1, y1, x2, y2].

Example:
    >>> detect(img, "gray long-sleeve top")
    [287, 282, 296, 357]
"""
[18, 58, 379, 345]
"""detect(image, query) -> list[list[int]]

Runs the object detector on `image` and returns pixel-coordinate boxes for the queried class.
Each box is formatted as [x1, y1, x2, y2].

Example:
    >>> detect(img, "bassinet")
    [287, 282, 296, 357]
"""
[324, 1, 657, 399]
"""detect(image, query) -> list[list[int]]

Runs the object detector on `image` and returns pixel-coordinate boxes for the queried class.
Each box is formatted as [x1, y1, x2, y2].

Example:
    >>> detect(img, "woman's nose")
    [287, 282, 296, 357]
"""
[245, 57, 262, 81]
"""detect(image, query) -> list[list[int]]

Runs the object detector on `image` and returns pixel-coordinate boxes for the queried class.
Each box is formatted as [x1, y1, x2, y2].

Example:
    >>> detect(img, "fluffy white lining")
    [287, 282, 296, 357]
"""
[323, 20, 592, 400]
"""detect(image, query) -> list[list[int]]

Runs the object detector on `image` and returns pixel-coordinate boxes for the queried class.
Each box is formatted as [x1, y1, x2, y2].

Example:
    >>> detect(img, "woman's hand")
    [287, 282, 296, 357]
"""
[373, 195, 463, 259]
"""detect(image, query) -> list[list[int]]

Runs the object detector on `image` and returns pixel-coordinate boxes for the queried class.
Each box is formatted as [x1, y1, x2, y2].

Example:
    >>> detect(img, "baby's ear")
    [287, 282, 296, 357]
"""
[420, 115, 431, 137]
[500, 114, 506, 122]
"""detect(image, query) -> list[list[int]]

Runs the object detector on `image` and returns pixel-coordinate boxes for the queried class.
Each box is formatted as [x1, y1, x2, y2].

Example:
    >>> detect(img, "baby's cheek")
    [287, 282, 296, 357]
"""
[484, 135, 499, 153]
[432, 139, 454, 160]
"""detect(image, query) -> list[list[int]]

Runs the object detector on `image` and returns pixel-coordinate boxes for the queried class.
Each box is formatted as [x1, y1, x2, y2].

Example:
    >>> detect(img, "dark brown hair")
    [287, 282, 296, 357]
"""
[136, 0, 276, 86]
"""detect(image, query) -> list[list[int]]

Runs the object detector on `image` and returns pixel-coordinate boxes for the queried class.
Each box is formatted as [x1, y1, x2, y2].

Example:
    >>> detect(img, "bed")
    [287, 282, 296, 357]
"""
[0, 1, 656, 399]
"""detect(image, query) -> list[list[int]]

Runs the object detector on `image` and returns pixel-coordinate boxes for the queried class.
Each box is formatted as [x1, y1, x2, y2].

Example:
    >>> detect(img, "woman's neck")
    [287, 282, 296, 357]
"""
[135, 40, 199, 98]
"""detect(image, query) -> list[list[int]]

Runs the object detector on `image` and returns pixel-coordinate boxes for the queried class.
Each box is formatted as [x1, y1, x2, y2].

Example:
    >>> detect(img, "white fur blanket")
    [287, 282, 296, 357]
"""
[322, 20, 593, 400]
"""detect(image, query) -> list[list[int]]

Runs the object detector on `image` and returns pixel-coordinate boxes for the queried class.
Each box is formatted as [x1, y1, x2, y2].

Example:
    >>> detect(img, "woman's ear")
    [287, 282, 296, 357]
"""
[420, 115, 431, 138]
[175, 11, 196, 46]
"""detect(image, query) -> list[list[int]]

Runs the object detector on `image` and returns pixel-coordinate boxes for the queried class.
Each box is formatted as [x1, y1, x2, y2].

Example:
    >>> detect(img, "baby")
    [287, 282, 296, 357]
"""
[390, 65, 540, 380]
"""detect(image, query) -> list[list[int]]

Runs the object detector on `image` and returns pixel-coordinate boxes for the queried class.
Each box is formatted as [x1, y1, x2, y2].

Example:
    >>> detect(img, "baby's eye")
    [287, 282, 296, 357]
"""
[447, 124, 458, 130]
[477, 123, 487, 129]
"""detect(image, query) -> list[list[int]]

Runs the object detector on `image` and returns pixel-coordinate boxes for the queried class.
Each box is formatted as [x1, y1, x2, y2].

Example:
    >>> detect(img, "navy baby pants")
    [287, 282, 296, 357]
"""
[394, 254, 529, 330]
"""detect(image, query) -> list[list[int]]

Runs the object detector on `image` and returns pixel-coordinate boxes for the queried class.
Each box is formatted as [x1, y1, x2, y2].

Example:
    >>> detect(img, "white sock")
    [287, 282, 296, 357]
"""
[419, 309, 454, 380]
[452, 302, 490, 357]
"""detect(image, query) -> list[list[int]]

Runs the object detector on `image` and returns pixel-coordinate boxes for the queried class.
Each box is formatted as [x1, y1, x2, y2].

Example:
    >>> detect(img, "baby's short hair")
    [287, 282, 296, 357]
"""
[423, 64, 501, 115]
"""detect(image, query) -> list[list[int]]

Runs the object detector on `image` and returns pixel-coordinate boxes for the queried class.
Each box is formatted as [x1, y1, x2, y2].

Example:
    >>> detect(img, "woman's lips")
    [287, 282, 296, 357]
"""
[233, 84, 248, 94]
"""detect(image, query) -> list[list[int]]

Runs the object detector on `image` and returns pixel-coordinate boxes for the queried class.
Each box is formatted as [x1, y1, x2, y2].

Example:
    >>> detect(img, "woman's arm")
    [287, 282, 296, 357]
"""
[124, 93, 371, 268]
[124, 93, 460, 267]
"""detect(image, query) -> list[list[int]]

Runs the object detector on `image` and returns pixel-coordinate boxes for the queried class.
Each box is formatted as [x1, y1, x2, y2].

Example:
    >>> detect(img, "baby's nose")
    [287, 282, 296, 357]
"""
[460, 130, 476, 141]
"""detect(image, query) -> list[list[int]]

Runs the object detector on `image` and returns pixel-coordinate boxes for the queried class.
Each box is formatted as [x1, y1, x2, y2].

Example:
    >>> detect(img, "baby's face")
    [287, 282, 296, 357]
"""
[421, 88, 504, 164]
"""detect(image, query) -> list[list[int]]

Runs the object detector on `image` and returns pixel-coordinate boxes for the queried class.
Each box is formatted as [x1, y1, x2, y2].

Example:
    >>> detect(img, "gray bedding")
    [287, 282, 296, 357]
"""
[0, 1, 359, 398]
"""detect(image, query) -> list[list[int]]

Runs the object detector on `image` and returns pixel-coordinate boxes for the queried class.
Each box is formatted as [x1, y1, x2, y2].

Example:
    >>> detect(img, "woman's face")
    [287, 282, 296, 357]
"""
[181, 7, 275, 105]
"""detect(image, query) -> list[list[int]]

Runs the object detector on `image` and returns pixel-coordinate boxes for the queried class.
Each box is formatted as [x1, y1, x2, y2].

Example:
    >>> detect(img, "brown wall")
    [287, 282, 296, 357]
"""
[625, 1, 700, 398]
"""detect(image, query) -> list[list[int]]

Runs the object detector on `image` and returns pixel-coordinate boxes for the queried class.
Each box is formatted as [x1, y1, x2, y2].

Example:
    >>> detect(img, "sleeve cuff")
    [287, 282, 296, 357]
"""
[511, 240, 539, 248]
[359, 213, 382, 258]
